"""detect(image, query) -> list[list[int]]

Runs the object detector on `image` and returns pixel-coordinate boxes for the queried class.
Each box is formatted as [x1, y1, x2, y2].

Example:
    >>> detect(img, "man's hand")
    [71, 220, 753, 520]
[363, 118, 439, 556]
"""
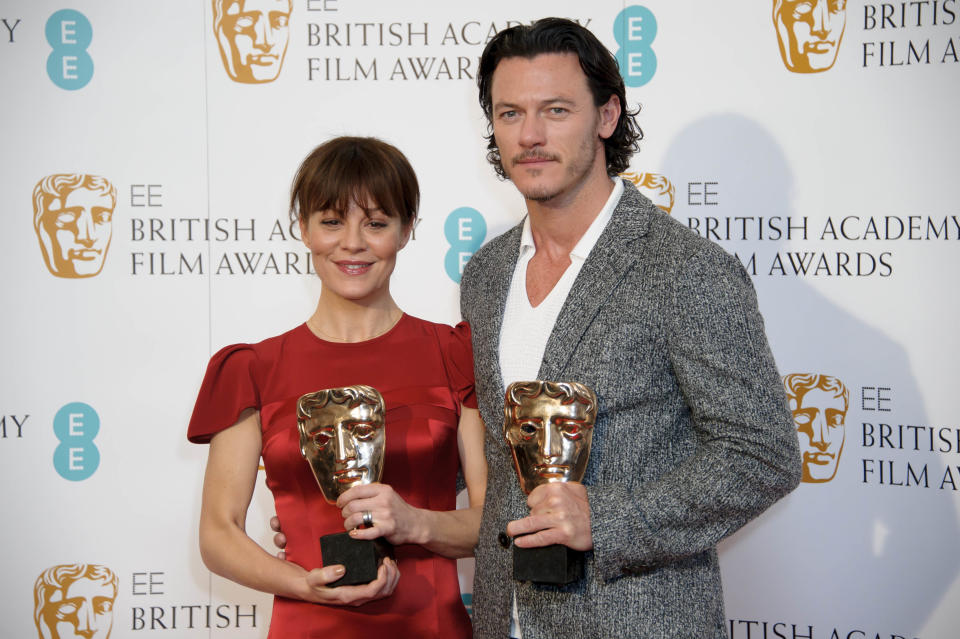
[506, 482, 593, 551]
[270, 515, 287, 560]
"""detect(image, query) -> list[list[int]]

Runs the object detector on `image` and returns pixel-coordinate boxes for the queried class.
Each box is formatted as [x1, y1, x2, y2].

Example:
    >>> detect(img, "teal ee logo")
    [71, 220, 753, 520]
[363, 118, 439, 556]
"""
[46, 9, 93, 90]
[444, 207, 486, 284]
[613, 6, 657, 88]
[53, 402, 100, 481]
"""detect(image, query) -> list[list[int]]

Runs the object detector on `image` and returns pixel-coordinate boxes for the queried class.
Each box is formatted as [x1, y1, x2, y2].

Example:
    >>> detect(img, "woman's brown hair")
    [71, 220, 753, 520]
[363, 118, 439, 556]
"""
[290, 136, 419, 227]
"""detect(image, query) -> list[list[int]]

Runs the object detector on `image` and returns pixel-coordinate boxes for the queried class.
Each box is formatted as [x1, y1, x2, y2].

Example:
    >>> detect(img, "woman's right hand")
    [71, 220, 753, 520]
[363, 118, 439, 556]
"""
[301, 557, 400, 607]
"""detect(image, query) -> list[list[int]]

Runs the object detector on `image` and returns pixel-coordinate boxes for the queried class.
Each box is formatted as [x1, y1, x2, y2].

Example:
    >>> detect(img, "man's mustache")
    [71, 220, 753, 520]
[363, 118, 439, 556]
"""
[511, 151, 560, 165]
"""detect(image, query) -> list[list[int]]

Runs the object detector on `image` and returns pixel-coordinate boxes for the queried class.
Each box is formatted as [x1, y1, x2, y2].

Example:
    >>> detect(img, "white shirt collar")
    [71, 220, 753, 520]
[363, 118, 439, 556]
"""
[518, 178, 624, 260]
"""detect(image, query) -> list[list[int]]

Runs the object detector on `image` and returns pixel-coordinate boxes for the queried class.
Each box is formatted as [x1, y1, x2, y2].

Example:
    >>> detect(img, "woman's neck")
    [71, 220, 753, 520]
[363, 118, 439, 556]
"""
[307, 293, 403, 343]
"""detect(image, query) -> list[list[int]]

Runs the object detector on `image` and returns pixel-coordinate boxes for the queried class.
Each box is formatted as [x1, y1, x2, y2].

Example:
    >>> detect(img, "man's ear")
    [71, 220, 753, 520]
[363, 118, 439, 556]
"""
[597, 95, 621, 140]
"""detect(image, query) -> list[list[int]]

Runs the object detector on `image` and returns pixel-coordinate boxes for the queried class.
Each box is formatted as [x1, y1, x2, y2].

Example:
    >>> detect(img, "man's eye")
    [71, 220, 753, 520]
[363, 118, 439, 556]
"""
[95, 598, 113, 614]
[549, 107, 568, 115]
[273, 14, 289, 28]
[235, 16, 255, 30]
[519, 422, 538, 438]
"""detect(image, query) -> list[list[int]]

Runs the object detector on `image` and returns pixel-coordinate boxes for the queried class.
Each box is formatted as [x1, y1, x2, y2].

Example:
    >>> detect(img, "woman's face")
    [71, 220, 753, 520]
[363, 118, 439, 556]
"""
[300, 198, 409, 306]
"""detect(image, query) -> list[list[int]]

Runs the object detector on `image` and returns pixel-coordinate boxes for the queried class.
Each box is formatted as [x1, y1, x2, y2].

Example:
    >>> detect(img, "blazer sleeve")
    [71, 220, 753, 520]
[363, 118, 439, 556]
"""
[588, 246, 801, 580]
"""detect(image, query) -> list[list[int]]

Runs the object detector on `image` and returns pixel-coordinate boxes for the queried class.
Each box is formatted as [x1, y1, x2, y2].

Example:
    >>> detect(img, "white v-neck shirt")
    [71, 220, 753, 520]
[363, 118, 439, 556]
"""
[499, 178, 623, 389]
[498, 178, 623, 639]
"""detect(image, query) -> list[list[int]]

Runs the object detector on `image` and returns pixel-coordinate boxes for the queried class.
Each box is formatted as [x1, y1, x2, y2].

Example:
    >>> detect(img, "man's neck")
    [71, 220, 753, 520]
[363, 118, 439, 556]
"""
[526, 174, 616, 261]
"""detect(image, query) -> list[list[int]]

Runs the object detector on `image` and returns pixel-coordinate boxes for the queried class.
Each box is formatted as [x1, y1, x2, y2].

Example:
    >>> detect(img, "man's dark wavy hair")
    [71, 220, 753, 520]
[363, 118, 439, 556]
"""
[477, 17, 643, 180]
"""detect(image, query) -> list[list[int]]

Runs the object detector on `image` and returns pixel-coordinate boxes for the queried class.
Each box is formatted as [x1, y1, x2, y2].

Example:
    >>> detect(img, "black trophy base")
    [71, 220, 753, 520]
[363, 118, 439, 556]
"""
[513, 543, 584, 585]
[320, 531, 392, 587]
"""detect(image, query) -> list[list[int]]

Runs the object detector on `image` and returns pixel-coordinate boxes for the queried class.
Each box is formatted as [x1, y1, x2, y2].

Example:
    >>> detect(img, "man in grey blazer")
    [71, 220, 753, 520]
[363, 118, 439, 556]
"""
[461, 18, 802, 639]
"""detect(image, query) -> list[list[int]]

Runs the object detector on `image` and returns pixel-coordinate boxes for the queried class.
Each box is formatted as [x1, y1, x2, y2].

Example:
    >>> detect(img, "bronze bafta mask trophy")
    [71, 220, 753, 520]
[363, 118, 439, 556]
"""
[503, 380, 598, 584]
[298, 385, 391, 586]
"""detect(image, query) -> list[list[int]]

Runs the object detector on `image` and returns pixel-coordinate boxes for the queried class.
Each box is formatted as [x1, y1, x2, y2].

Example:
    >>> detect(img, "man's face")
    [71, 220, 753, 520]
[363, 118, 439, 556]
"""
[299, 398, 385, 503]
[775, 0, 846, 72]
[41, 578, 115, 639]
[793, 387, 846, 482]
[38, 187, 114, 278]
[490, 53, 618, 204]
[505, 391, 594, 495]
[218, 0, 291, 82]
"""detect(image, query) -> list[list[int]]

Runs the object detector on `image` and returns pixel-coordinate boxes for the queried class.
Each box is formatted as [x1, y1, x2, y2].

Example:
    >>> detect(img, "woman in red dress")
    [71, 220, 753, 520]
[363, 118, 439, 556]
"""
[188, 137, 485, 638]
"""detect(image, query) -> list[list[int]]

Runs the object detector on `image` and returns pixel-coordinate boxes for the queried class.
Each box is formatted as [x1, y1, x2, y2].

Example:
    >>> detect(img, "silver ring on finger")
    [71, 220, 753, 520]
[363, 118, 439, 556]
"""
[362, 510, 374, 528]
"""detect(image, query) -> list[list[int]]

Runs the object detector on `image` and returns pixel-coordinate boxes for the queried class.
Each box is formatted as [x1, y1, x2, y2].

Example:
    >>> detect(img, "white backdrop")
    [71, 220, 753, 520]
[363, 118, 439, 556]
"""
[1, 1, 958, 637]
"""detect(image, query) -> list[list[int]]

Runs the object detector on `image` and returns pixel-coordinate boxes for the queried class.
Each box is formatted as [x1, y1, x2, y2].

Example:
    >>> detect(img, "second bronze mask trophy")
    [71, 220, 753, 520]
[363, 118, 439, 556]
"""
[503, 380, 598, 584]
[297, 385, 391, 586]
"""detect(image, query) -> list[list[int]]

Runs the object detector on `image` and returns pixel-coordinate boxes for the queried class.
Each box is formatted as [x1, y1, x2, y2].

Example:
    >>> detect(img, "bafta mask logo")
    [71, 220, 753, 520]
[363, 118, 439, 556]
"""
[298, 385, 386, 503]
[503, 381, 598, 495]
[33, 174, 117, 278]
[620, 171, 675, 213]
[34, 564, 118, 639]
[773, 0, 847, 73]
[212, 0, 291, 83]
[784, 373, 848, 483]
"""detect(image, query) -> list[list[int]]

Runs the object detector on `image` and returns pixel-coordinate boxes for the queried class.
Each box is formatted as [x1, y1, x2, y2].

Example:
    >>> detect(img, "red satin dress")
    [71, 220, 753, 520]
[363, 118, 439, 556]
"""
[188, 315, 475, 638]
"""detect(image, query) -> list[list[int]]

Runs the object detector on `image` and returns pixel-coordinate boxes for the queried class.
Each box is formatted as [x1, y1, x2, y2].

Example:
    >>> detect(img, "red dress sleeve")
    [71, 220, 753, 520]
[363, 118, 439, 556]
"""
[187, 344, 261, 444]
[439, 321, 477, 410]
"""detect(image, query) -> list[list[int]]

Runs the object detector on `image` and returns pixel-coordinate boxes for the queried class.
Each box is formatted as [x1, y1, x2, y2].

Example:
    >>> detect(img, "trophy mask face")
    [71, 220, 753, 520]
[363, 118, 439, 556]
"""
[774, 0, 847, 73]
[34, 565, 118, 639]
[298, 386, 385, 504]
[504, 381, 598, 494]
[213, 0, 291, 83]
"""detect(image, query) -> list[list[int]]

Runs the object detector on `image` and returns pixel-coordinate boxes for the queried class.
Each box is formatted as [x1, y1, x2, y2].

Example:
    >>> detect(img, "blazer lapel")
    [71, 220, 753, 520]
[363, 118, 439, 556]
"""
[538, 181, 652, 381]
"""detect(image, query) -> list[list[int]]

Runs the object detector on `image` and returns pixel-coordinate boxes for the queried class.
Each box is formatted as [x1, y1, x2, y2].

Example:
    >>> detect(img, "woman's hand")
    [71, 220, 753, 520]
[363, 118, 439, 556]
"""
[301, 557, 400, 606]
[333, 406, 486, 559]
[337, 483, 425, 546]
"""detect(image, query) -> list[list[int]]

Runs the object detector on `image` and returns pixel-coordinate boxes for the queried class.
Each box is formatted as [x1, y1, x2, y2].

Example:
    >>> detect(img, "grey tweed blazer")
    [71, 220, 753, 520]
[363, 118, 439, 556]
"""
[460, 180, 801, 639]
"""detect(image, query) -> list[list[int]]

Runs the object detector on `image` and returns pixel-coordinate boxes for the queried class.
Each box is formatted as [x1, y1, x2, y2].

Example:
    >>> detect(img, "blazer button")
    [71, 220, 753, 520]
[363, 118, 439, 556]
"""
[498, 532, 511, 548]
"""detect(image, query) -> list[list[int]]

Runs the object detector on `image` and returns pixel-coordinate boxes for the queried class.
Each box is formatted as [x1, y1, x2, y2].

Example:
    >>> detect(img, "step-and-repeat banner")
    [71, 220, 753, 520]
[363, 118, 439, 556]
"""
[2, 1, 958, 637]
